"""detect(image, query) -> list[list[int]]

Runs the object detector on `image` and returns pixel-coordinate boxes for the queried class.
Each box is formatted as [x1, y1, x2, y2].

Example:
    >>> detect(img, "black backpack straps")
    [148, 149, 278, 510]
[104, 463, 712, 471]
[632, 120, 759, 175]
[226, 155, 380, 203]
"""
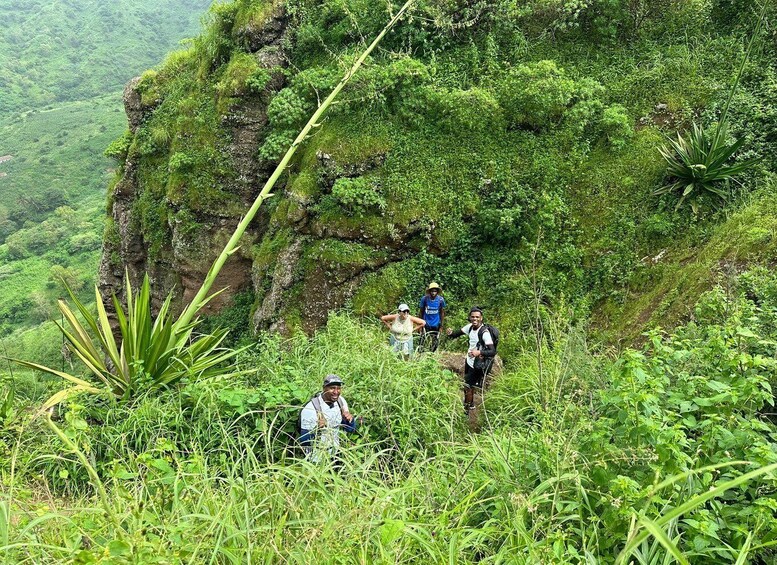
[337, 396, 346, 417]
[478, 325, 496, 358]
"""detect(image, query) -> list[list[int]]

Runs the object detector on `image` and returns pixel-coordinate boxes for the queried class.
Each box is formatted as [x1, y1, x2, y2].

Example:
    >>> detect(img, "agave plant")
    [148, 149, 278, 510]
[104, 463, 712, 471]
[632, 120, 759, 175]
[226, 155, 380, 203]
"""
[12, 273, 241, 408]
[655, 119, 758, 212]
[655, 5, 765, 214]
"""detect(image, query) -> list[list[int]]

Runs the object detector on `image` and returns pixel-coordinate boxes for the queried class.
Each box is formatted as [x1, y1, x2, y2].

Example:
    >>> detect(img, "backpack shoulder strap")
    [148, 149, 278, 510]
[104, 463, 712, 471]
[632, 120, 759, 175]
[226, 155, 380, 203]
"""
[311, 395, 323, 414]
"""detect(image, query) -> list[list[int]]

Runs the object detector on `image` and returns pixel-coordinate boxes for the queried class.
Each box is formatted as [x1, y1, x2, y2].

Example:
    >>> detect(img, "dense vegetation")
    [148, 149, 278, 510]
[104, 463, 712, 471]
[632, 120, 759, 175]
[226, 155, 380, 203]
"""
[0, 0, 211, 114]
[2, 0, 777, 562]
[113, 0, 777, 344]
[2, 274, 777, 561]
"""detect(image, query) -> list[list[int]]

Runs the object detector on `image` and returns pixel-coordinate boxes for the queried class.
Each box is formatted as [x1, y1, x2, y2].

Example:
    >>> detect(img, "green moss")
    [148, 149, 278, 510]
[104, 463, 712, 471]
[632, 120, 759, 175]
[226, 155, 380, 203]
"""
[303, 239, 388, 272]
[251, 228, 292, 274]
[135, 70, 161, 107]
[215, 52, 261, 112]
[287, 170, 318, 200]
[233, 0, 281, 32]
[599, 185, 777, 341]
[350, 262, 411, 317]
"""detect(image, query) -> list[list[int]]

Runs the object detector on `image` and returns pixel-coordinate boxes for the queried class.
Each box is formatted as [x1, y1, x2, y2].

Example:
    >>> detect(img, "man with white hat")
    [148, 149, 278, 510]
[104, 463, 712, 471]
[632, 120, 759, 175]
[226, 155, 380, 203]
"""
[298, 374, 362, 462]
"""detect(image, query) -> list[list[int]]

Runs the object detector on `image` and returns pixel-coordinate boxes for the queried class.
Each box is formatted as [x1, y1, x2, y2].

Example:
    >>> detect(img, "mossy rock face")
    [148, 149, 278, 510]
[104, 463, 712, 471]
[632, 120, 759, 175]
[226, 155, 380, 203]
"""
[100, 0, 777, 344]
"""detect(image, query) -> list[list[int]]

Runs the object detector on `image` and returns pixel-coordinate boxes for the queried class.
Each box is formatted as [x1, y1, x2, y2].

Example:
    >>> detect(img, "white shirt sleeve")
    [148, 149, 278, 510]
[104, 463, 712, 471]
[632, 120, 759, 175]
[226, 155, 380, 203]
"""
[300, 402, 318, 431]
[340, 398, 349, 413]
[461, 323, 472, 333]
[481, 330, 493, 346]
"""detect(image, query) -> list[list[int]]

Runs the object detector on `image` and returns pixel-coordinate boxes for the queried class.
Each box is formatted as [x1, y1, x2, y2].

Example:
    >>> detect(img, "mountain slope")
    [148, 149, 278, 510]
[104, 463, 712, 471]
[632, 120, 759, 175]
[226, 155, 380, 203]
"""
[100, 0, 776, 350]
[0, 0, 212, 114]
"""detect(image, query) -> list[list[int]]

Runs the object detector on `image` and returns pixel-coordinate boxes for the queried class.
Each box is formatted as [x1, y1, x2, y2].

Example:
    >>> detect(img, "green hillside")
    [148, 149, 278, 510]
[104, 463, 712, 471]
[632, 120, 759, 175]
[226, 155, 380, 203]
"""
[0, 0, 214, 360]
[0, 0, 212, 114]
[2, 1, 777, 562]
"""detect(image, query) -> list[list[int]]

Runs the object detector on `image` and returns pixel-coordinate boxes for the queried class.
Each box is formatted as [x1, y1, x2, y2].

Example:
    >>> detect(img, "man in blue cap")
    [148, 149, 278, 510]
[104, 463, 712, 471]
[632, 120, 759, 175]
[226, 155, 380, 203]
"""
[298, 374, 361, 461]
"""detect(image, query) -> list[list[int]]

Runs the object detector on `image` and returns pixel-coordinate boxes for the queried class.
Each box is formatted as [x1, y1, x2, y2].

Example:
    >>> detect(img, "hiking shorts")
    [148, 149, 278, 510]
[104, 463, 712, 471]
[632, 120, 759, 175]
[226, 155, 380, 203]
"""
[390, 335, 413, 356]
[464, 363, 486, 389]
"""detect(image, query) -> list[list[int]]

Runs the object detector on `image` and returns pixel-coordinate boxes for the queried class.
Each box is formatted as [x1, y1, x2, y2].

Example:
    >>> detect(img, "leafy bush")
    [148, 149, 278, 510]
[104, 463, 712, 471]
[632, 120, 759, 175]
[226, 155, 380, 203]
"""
[498, 60, 577, 130]
[330, 176, 386, 215]
[104, 130, 133, 161]
[599, 104, 633, 150]
[431, 87, 505, 132]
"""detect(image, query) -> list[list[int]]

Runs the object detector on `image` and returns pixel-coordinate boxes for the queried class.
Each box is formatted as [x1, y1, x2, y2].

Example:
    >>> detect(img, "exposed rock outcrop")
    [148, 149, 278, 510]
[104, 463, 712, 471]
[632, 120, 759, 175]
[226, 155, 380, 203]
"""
[98, 6, 414, 333]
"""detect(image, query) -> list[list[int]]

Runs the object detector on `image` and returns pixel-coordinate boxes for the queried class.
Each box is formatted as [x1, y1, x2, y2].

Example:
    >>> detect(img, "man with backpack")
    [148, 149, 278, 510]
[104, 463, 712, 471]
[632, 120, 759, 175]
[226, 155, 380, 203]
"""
[418, 282, 446, 352]
[446, 307, 497, 412]
[298, 374, 361, 462]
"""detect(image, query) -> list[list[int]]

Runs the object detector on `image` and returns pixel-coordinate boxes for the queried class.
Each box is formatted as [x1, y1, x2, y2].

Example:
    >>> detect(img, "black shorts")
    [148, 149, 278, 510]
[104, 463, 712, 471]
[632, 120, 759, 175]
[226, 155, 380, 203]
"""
[464, 363, 486, 389]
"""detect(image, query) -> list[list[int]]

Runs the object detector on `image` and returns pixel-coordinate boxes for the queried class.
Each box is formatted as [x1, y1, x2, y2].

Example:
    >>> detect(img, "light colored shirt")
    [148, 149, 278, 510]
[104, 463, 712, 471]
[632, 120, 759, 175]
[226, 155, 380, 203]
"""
[390, 316, 414, 342]
[460, 323, 493, 368]
[299, 396, 350, 461]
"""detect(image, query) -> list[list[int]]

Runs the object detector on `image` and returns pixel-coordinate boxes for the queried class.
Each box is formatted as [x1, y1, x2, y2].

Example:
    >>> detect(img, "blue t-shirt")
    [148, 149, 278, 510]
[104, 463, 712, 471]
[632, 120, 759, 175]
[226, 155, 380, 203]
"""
[419, 295, 446, 328]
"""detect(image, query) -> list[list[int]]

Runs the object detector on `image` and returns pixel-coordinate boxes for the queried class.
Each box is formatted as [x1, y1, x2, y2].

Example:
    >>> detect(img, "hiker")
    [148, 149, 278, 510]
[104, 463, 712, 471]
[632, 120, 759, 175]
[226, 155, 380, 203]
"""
[446, 307, 495, 412]
[418, 282, 446, 352]
[381, 304, 426, 360]
[298, 374, 361, 462]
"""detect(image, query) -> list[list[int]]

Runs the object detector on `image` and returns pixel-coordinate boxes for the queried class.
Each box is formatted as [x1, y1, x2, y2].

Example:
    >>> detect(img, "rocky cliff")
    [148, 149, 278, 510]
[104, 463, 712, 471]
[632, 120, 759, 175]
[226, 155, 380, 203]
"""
[99, 0, 775, 345]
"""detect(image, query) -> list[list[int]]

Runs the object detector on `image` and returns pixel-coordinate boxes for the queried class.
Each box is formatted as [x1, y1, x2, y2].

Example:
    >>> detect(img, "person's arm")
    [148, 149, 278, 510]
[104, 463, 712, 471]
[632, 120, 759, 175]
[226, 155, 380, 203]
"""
[477, 330, 496, 358]
[439, 299, 446, 328]
[339, 399, 361, 433]
[340, 415, 361, 433]
[409, 315, 426, 332]
[447, 324, 466, 338]
[299, 405, 319, 446]
[418, 296, 426, 319]
[380, 314, 396, 329]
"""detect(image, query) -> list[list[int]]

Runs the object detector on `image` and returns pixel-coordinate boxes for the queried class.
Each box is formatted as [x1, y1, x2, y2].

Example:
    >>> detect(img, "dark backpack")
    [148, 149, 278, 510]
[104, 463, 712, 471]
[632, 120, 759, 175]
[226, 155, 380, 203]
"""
[477, 324, 499, 357]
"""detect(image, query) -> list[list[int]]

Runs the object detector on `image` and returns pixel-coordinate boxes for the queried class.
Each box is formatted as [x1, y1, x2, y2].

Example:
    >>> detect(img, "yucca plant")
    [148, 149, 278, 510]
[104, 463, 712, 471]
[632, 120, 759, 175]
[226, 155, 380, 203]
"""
[12, 273, 241, 407]
[655, 120, 758, 212]
[655, 5, 764, 213]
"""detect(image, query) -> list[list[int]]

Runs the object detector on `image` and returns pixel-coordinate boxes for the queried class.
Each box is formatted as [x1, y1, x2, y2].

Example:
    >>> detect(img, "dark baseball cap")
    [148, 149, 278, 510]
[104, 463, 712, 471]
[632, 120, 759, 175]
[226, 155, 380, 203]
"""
[323, 374, 344, 387]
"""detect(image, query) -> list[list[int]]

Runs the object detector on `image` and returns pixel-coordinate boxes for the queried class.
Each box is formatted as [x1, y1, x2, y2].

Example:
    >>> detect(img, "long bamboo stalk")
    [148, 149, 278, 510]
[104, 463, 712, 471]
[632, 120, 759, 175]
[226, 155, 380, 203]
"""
[711, 2, 767, 147]
[178, 0, 416, 327]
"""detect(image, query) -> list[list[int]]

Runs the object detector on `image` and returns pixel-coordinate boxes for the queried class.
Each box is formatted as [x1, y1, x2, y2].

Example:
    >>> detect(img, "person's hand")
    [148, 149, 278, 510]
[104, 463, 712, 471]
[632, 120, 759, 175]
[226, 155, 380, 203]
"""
[446, 328, 453, 336]
[468, 349, 481, 358]
[317, 413, 327, 428]
[342, 409, 354, 423]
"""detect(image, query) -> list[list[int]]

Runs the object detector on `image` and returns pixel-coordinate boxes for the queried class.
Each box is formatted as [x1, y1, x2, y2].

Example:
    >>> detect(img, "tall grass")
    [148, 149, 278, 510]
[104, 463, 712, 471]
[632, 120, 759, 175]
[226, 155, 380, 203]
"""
[4, 308, 775, 562]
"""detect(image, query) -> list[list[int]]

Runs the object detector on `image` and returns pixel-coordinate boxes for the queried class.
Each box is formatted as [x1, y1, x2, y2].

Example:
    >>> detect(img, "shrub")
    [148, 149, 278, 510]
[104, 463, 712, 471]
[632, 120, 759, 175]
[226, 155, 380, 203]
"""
[330, 176, 386, 215]
[103, 130, 133, 161]
[432, 87, 505, 132]
[599, 104, 633, 150]
[498, 60, 578, 130]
